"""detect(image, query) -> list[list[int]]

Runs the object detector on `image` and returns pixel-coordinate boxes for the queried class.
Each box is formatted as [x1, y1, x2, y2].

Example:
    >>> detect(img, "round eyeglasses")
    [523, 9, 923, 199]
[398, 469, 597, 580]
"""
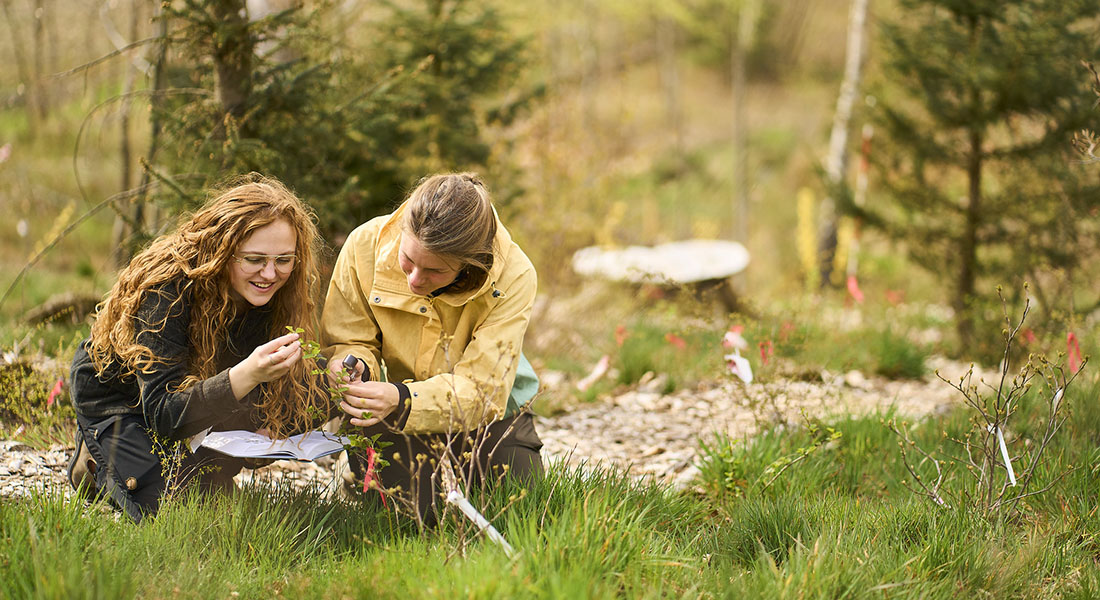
[233, 254, 297, 275]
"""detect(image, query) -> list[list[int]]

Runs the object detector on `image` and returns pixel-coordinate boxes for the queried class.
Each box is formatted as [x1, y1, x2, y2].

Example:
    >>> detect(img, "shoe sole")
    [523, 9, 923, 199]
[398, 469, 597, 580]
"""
[66, 427, 82, 490]
[67, 426, 97, 496]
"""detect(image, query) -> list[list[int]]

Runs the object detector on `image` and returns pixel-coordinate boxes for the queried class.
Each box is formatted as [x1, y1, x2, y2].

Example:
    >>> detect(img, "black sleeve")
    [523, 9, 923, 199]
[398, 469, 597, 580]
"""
[134, 282, 252, 440]
[391, 382, 411, 430]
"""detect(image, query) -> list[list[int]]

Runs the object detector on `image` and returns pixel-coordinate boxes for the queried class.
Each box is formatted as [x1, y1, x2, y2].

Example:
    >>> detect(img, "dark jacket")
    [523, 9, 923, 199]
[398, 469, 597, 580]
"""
[70, 279, 273, 441]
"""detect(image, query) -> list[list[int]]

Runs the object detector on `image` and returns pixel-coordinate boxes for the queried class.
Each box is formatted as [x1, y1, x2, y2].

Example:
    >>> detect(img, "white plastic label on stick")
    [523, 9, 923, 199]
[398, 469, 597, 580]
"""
[988, 424, 1017, 486]
[724, 351, 753, 385]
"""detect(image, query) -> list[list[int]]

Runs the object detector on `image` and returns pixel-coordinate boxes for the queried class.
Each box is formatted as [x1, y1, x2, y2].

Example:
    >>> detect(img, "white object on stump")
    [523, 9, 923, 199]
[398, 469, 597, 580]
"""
[572, 240, 749, 285]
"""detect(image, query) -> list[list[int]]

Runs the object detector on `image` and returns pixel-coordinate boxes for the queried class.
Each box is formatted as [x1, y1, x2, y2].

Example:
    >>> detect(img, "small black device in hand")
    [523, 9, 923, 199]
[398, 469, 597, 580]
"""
[341, 354, 370, 382]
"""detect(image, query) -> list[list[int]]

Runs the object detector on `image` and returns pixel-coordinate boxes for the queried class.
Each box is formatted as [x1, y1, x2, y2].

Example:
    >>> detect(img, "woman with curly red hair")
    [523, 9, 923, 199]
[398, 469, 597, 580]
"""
[66, 174, 331, 522]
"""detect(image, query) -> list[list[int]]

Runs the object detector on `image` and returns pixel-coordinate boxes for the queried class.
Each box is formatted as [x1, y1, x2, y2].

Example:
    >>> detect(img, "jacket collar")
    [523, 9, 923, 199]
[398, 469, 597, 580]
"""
[372, 201, 512, 306]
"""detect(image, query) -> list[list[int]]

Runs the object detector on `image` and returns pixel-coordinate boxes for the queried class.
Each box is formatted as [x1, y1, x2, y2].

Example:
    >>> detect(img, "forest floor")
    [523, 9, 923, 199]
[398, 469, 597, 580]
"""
[0, 357, 982, 501]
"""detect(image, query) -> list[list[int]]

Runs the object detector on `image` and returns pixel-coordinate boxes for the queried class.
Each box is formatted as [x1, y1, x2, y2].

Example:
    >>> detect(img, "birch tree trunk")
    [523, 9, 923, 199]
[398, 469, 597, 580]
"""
[656, 15, 682, 154]
[136, 2, 169, 236]
[817, 0, 869, 285]
[107, 0, 150, 268]
[32, 0, 48, 119]
[2, 0, 38, 133]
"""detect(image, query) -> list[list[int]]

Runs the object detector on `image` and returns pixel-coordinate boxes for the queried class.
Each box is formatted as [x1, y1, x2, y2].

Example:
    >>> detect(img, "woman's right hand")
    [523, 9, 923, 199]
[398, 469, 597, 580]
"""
[229, 332, 302, 400]
[327, 353, 366, 385]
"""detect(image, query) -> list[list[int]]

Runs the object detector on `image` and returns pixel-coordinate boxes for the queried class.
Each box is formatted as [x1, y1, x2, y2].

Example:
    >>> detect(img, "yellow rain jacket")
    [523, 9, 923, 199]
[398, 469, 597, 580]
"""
[320, 203, 537, 434]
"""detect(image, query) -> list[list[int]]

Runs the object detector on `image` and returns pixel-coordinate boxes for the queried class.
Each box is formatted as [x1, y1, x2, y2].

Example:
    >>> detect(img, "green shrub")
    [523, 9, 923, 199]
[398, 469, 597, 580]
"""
[871, 328, 928, 379]
[0, 360, 73, 447]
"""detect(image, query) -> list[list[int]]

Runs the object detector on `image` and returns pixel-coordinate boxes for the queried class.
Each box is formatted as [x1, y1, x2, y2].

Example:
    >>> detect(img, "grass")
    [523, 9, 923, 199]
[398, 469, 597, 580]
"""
[1, 466, 715, 599]
[613, 319, 724, 390]
[737, 306, 932, 381]
[3, 370, 1099, 599]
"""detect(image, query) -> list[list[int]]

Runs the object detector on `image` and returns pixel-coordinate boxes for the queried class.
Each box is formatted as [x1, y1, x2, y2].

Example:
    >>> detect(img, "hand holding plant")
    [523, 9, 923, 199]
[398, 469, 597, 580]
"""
[285, 326, 392, 471]
[228, 331, 303, 399]
[339, 380, 400, 427]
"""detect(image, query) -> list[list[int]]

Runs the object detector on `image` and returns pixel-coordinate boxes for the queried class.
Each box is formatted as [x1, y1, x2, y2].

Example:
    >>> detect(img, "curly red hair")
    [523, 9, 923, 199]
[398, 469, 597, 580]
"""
[87, 174, 327, 439]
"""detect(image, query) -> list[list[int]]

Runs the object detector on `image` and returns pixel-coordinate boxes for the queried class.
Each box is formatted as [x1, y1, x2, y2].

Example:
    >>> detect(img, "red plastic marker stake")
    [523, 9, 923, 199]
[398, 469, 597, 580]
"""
[779, 321, 796, 343]
[363, 446, 387, 507]
[1067, 332, 1083, 374]
[665, 333, 687, 350]
[614, 324, 628, 347]
[846, 275, 865, 304]
[759, 340, 773, 366]
[46, 378, 63, 408]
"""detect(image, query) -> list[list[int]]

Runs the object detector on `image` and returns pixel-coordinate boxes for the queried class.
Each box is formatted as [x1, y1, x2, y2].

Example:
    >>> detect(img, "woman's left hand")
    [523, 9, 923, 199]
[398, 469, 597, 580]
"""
[340, 381, 400, 427]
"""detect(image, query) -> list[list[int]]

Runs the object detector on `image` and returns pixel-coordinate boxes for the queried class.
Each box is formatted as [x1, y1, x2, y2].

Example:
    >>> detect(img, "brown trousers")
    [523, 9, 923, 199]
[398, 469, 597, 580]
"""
[349, 412, 543, 526]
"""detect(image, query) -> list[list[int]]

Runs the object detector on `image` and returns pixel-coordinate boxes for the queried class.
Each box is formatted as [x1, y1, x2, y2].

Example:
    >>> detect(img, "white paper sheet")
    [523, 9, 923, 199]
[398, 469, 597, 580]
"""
[199, 430, 349, 461]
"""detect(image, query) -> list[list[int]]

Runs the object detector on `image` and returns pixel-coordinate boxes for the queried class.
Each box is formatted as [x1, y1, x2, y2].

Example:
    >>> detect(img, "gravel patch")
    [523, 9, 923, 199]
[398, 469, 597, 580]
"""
[1, 357, 983, 500]
[535, 357, 980, 489]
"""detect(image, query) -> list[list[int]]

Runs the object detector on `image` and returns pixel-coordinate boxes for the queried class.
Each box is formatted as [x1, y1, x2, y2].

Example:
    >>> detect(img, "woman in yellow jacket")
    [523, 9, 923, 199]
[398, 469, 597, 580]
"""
[320, 172, 542, 524]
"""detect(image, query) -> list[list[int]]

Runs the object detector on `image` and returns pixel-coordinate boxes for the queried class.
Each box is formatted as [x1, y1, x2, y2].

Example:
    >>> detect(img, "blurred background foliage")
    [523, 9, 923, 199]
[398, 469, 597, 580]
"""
[0, 0, 1097, 402]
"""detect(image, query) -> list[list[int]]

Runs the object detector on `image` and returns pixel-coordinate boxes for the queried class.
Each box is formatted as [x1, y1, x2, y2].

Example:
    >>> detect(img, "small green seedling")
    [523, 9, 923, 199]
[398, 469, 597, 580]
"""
[285, 326, 391, 468]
